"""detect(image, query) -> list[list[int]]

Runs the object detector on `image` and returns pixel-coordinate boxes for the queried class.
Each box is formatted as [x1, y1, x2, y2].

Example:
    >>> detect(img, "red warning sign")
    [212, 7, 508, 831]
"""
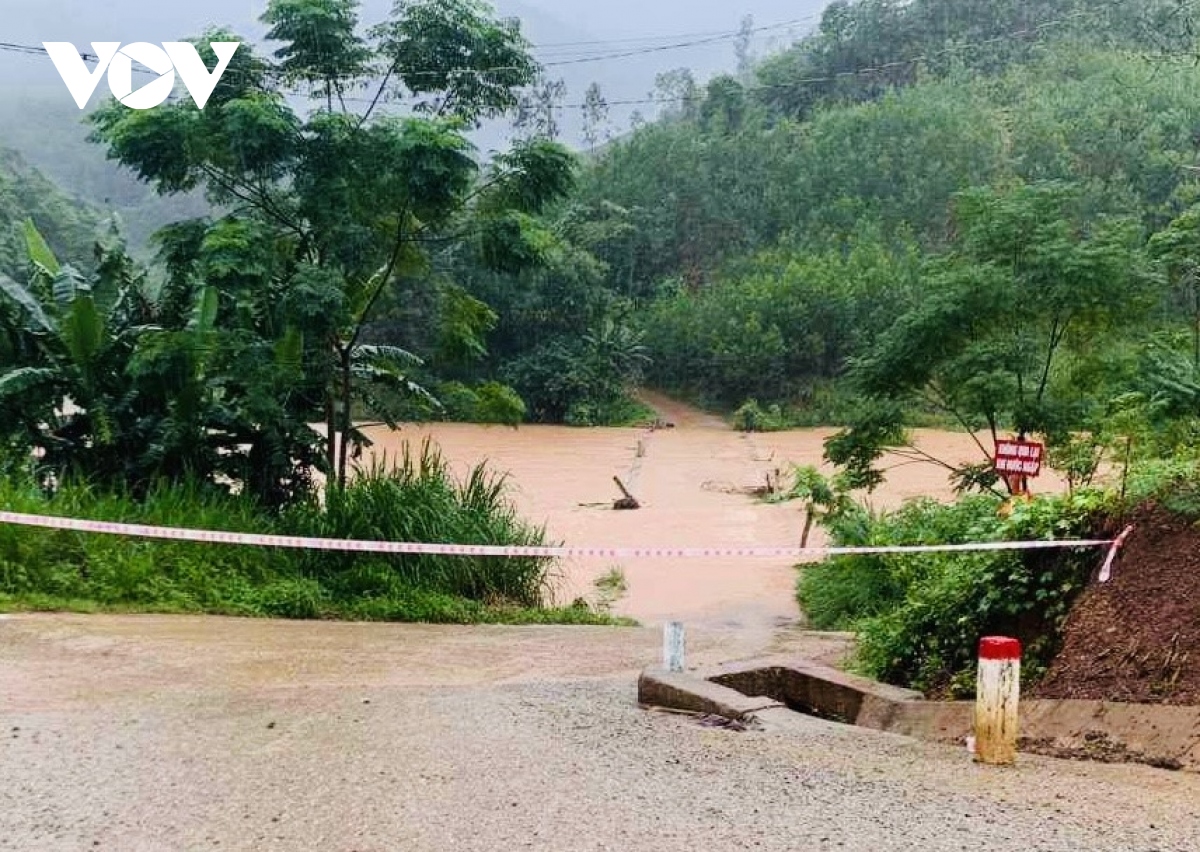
[993, 440, 1044, 477]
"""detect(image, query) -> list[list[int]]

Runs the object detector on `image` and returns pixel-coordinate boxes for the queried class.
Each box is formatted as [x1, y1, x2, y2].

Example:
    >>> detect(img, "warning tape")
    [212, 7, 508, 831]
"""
[1098, 525, 1135, 583]
[0, 510, 1129, 562]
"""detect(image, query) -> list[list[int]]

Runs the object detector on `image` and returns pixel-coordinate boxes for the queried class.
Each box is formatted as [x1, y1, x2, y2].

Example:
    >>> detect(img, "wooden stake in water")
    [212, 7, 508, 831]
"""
[663, 622, 686, 672]
[975, 636, 1021, 765]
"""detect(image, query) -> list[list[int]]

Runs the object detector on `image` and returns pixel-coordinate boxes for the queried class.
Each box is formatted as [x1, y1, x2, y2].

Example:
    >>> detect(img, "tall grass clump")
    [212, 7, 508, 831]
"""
[0, 474, 290, 614]
[284, 438, 554, 607]
[0, 439, 615, 624]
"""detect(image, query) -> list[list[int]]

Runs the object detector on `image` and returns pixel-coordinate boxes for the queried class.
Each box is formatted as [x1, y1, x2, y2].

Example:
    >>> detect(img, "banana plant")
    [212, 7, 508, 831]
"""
[0, 221, 214, 490]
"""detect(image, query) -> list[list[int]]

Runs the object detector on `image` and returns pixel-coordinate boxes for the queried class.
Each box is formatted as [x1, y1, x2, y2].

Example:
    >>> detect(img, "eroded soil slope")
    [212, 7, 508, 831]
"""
[1034, 507, 1200, 705]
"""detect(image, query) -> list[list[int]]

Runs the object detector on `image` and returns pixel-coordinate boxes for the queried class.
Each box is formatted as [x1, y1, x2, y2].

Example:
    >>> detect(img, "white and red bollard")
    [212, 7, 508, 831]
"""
[974, 636, 1022, 765]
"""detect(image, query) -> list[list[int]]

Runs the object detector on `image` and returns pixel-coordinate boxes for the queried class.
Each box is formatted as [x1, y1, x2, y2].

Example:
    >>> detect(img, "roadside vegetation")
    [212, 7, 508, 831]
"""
[781, 334, 1200, 696]
[793, 481, 1107, 697]
[0, 439, 619, 624]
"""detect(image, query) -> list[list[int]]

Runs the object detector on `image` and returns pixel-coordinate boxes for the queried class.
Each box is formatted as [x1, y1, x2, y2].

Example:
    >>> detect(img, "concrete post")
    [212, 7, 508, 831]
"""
[974, 636, 1021, 765]
[663, 621, 685, 673]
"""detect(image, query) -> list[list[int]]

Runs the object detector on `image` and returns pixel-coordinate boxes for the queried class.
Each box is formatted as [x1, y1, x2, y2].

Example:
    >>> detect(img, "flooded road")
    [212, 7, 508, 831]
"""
[7, 401, 1187, 852]
[359, 395, 1062, 631]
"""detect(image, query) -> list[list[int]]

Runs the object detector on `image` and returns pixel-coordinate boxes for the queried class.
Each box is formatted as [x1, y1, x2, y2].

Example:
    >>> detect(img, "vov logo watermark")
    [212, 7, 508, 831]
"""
[43, 42, 241, 110]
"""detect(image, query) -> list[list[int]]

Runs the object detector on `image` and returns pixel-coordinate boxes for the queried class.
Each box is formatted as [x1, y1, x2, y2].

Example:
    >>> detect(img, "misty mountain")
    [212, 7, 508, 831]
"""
[0, 146, 103, 273]
[3, 0, 826, 140]
[0, 0, 827, 253]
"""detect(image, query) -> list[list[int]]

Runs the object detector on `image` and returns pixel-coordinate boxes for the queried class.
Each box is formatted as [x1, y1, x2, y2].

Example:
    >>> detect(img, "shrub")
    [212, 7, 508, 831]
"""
[799, 490, 1108, 696]
[732, 399, 789, 432]
[437, 381, 527, 425]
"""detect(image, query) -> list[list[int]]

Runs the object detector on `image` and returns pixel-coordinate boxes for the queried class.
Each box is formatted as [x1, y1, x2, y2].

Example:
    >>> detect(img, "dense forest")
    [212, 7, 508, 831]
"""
[401, 0, 1200, 454]
[9, 0, 1200, 441]
[440, 0, 1200, 482]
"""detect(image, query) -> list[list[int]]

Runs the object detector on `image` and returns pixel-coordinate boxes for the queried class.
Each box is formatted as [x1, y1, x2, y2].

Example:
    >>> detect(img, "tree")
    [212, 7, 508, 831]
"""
[514, 77, 567, 141]
[0, 221, 157, 485]
[734, 14, 755, 76]
[88, 0, 576, 493]
[1149, 195, 1200, 368]
[652, 69, 699, 123]
[826, 181, 1154, 492]
[581, 82, 609, 151]
[0, 220, 320, 499]
[699, 75, 748, 134]
[751, 0, 1192, 120]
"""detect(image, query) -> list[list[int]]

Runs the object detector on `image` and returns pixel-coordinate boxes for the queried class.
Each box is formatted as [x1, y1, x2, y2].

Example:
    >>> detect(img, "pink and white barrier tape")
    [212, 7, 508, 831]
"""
[1098, 525, 1135, 583]
[0, 510, 1131, 562]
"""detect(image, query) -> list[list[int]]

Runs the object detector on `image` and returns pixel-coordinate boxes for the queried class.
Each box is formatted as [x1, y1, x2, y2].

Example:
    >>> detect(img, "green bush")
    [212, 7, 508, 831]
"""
[564, 394, 655, 428]
[732, 399, 789, 433]
[437, 381, 527, 426]
[284, 439, 552, 606]
[1120, 456, 1200, 519]
[799, 490, 1108, 696]
[502, 321, 651, 426]
[0, 441, 621, 625]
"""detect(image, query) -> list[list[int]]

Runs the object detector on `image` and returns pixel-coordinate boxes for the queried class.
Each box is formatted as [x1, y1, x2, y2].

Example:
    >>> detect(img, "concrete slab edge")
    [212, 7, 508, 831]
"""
[638, 661, 1200, 773]
[638, 668, 784, 719]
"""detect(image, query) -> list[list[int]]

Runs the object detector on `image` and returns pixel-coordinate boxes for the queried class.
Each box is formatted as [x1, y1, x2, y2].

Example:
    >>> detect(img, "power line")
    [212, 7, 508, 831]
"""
[538, 17, 816, 66]
[529, 23, 805, 51]
[0, 41, 50, 56]
[534, 31, 801, 61]
[519, 8, 1105, 110]
[0, 17, 811, 72]
[0, 8, 1123, 113]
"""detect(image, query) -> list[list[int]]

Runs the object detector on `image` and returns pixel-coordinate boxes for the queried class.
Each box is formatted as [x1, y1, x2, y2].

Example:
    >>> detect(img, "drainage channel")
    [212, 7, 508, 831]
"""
[640, 661, 1200, 773]
[708, 666, 864, 726]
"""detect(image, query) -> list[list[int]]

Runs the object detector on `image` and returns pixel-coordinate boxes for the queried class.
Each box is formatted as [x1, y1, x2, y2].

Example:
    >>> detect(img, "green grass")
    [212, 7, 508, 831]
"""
[0, 441, 630, 626]
[592, 566, 629, 614]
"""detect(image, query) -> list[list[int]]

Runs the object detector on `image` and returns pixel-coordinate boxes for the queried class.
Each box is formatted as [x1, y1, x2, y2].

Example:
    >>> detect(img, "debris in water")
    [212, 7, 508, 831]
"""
[613, 476, 641, 510]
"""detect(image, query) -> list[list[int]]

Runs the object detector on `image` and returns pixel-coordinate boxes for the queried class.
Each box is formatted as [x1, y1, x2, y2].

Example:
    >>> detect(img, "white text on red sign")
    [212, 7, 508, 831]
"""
[994, 440, 1044, 477]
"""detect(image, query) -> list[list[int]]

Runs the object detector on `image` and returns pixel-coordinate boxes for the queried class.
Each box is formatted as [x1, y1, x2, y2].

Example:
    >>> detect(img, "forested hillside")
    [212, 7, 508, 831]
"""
[0, 146, 103, 275]
[7, 0, 1200, 441]
[0, 88, 210, 256]
[424, 0, 1200, 444]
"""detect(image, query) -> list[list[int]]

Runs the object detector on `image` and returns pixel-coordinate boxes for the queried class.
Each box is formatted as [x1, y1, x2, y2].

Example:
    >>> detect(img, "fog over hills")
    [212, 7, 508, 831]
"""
[0, 0, 826, 250]
[4, 0, 826, 136]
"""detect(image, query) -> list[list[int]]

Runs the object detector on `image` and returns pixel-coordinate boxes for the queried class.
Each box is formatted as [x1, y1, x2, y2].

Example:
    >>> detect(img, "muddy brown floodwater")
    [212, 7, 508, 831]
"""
[361, 393, 1064, 634]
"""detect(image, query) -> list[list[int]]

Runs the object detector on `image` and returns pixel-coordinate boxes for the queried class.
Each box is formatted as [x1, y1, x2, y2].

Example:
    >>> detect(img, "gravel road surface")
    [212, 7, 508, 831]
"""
[2, 614, 1198, 851]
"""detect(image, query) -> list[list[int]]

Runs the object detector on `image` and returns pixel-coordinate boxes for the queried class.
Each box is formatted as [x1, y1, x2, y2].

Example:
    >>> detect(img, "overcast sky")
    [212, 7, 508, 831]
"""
[2, 0, 827, 91]
[1, 0, 828, 148]
[2, 0, 823, 40]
